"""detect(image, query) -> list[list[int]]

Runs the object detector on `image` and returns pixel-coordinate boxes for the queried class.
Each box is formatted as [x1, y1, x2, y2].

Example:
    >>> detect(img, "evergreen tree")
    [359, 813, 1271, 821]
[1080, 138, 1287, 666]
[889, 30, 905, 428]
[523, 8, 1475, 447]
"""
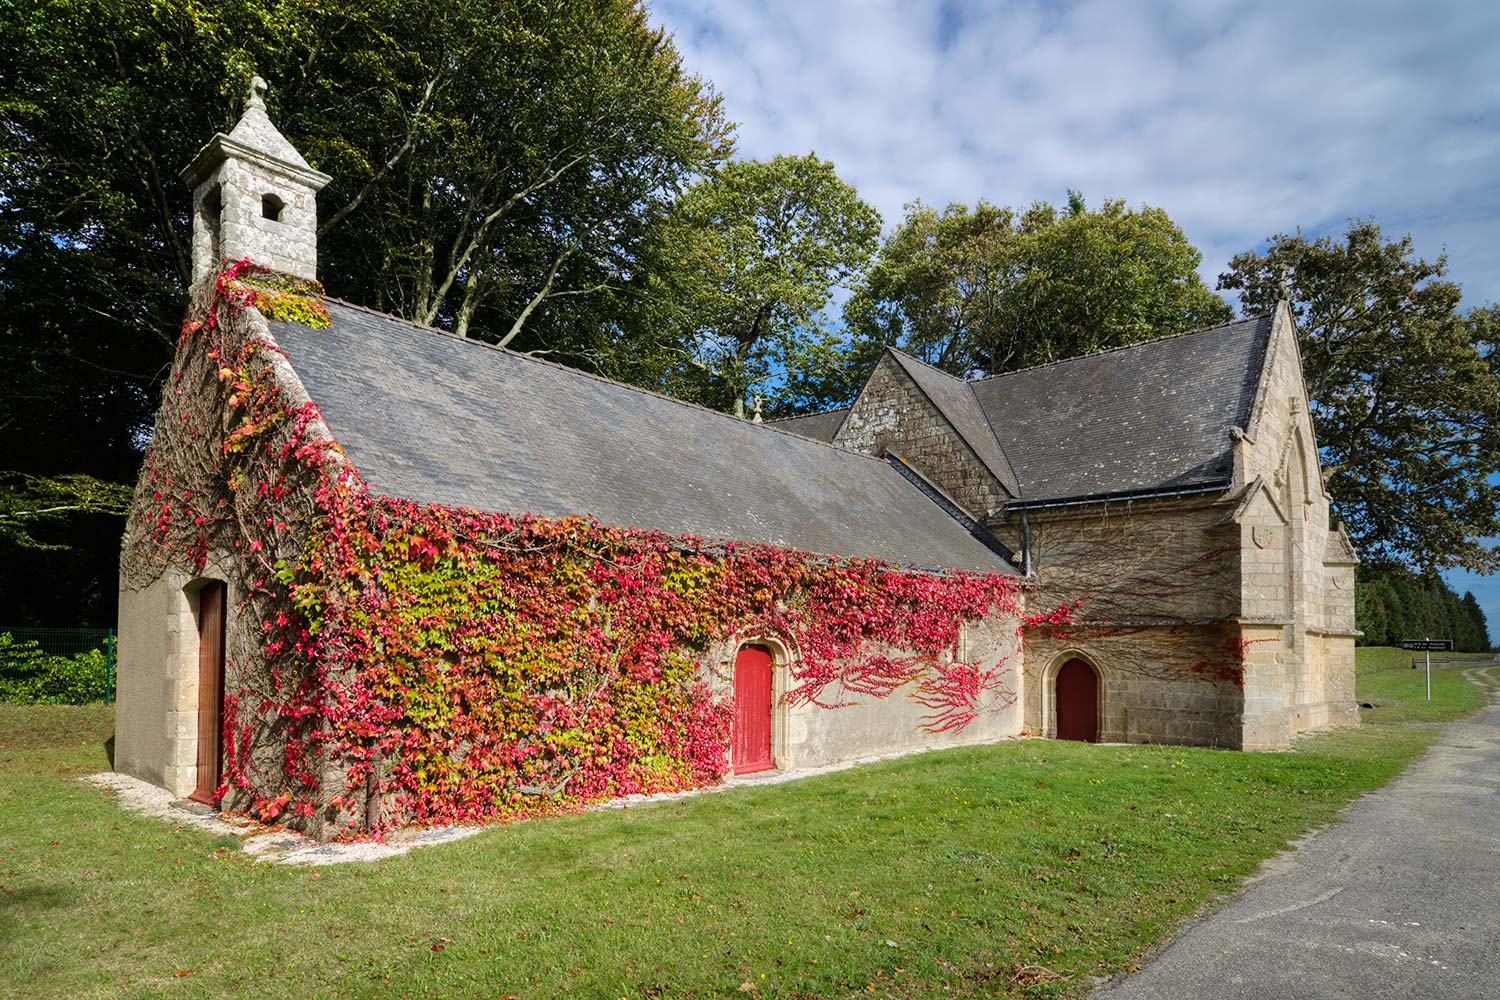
[1461, 592, 1493, 651]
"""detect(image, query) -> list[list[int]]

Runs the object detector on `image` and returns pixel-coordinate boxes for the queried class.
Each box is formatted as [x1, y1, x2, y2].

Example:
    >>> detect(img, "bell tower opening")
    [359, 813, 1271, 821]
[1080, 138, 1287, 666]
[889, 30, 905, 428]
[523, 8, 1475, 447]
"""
[196, 185, 223, 281]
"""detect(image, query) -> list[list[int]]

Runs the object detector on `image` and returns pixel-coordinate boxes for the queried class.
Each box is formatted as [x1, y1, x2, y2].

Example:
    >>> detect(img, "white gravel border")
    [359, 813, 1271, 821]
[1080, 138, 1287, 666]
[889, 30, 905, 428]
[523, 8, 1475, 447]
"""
[83, 772, 482, 865]
[83, 732, 1022, 865]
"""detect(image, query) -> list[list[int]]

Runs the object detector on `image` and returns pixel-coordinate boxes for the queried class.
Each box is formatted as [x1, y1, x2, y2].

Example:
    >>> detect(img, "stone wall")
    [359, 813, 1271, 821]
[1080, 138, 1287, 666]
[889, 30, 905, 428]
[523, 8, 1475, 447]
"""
[833, 354, 1010, 518]
[117, 294, 342, 832]
[114, 565, 201, 797]
[700, 616, 1024, 771]
[1025, 627, 1244, 747]
[996, 497, 1241, 626]
[997, 499, 1247, 747]
[191, 157, 321, 285]
[1232, 301, 1359, 743]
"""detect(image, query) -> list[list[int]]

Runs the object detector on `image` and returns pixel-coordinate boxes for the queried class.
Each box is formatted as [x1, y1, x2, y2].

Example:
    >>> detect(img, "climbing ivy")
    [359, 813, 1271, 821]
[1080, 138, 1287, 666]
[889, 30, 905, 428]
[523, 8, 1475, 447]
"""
[124, 261, 1068, 836]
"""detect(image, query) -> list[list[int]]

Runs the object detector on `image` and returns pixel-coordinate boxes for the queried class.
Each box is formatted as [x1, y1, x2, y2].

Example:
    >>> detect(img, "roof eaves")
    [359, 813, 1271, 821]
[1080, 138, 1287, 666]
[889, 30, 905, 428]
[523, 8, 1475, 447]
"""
[1001, 479, 1234, 513]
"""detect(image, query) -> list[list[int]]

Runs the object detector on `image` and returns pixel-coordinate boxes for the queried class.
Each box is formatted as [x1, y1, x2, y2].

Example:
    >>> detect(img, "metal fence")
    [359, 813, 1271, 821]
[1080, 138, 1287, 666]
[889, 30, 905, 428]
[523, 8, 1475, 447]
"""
[1411, 654, 1498, 669]
[0, 627, 116, 703]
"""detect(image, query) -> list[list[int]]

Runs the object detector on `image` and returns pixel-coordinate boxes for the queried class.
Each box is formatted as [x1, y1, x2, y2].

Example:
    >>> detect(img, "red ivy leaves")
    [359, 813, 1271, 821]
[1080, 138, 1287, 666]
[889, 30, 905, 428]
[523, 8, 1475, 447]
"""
[146, 259, 1047, 837]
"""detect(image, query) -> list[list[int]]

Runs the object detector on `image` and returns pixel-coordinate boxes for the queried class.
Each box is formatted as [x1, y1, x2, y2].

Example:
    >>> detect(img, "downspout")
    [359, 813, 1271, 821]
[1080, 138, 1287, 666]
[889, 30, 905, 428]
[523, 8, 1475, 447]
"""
[1020, 510, 1033, 578]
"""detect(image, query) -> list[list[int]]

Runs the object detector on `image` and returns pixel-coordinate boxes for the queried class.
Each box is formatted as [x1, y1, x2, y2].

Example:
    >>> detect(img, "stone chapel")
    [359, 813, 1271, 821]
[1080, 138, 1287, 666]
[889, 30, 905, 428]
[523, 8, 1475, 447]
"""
[113, 83, 1358, 837]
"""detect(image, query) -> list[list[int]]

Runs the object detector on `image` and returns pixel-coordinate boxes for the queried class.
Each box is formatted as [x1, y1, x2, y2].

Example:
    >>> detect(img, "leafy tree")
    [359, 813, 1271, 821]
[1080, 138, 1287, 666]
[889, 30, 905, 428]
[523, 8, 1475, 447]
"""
[823, 195, 1231, 408]
[1220, 220, 1500, 573]
[0, 0, 730, 624]
[1354, 580, 1388, 646]
[651, 154, 881, 416]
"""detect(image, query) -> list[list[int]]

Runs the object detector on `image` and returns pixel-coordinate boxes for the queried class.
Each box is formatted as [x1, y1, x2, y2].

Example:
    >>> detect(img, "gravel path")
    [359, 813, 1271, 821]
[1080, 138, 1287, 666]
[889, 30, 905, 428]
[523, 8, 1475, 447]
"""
[1093, 667, 1500, 1000]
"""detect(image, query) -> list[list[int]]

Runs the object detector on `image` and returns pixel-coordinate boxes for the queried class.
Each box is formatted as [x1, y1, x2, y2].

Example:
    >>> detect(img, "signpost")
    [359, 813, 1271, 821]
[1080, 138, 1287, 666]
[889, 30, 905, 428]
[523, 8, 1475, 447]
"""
[1401, 639, 1454, 700]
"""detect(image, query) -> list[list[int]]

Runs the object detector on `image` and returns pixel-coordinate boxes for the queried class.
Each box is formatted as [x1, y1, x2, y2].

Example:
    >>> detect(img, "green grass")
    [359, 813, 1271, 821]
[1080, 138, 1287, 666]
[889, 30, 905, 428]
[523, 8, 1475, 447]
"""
[1356, 645, 1415, 674]
[0, 702, 115, 750]
[1356, 645, 1496, 675]
[1357, 663, 1490, 724]
[0, 669, 1489, 1000]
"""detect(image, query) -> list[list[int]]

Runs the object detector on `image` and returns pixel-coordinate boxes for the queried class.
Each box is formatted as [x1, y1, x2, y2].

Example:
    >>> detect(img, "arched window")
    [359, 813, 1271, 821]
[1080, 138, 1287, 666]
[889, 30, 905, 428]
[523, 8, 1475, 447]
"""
[261, 192, 285, 221]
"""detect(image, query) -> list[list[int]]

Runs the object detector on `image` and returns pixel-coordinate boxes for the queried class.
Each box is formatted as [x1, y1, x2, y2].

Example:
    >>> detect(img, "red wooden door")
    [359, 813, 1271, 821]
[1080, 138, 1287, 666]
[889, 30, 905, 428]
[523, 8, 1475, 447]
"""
[732, 645, 773, 774]
[191, 581, 227, 805]
[1055, 658, 1098, 743]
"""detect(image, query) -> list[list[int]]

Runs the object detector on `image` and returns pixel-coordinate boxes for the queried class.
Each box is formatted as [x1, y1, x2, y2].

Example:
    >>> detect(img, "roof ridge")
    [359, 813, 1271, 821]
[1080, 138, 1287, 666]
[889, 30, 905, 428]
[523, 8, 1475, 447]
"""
[318, 298, 892, 465]
[765, 403, 853, 422]
[966, 313, 1272, 384]
[886, 346, 968, 382]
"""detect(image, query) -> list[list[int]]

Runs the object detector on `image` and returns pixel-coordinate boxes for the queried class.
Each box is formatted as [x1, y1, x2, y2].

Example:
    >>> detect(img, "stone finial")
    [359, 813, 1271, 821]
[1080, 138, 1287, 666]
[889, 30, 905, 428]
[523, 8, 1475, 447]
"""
[751, 396, 764, 424]
[180, 73, 331, 286]
[1275, 263, 1293, 302]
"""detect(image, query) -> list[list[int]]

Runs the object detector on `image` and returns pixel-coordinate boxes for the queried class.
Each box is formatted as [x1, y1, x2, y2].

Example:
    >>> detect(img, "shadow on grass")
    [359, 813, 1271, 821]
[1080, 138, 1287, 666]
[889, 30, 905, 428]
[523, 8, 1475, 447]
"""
[0, 885, 76, 943]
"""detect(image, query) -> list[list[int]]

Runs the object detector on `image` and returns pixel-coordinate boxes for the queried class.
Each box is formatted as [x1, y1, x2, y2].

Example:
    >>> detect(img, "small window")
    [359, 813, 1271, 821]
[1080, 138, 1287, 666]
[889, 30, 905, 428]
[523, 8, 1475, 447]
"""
[261, 193, 284, 221]
[202, 187, 223, 264]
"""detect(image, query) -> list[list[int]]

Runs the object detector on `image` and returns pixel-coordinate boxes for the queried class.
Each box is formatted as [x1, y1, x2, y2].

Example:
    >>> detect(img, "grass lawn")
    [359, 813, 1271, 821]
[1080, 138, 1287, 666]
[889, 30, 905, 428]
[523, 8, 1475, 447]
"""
[1355, 645, 1497, 675]
[0, 669, 1490, 1000]
[1356, 659, 1490, 724]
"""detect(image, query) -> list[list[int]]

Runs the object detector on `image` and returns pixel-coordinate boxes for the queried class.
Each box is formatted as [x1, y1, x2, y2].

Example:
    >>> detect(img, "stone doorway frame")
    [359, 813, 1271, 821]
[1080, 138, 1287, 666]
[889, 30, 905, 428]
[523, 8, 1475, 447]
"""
[724, 635, 795, 775]
[1040, 649, 1105, 741]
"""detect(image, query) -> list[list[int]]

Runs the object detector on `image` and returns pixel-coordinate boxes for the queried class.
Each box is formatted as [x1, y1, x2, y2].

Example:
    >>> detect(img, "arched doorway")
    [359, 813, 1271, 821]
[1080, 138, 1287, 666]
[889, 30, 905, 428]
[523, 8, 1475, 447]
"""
[1055, 658, 1099, 743]
[732, 644, 774, 774]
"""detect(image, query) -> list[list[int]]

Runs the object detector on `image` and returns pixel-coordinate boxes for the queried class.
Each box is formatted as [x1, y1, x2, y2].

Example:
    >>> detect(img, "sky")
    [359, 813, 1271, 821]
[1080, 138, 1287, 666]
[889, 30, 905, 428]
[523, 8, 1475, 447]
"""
[649, 0, 1500, 638]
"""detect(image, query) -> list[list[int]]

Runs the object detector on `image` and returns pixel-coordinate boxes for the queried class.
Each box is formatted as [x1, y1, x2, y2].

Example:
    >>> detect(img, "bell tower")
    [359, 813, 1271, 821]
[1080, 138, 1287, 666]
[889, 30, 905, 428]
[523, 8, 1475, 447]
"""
[181, 76, 331, 286]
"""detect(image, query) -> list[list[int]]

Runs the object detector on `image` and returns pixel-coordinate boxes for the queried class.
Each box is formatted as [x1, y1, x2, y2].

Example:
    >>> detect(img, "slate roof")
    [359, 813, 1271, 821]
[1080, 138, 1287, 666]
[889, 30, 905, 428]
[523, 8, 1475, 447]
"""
[770, 316, 1273, 509]
[764, 407, 848, 442]
[968, 315, 1272, 505]
[269, 302, 1014, 573]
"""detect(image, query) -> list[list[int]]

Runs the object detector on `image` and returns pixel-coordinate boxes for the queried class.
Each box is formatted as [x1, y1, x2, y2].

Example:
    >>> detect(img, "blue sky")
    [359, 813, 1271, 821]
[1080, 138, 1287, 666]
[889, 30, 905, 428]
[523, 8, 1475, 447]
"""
[649, 0, 1500, 637]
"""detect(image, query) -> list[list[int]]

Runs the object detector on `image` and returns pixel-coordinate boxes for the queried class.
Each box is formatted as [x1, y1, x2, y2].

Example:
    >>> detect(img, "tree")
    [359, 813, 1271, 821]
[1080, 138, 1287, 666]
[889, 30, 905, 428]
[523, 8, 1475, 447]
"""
[828, 195, 1231, 407]
[0, 0, 731, 624]
[1219, 220, 1500, 573]
[1354, 578, 1388, 646]
[1355, 563, 1493, 651]
[652, 154, 881, 415]
[1461, 592, 1493, 651]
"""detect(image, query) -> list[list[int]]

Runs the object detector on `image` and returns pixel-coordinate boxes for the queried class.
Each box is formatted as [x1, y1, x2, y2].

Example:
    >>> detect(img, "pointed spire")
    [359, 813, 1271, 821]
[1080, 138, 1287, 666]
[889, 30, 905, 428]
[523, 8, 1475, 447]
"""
[209, 75, 320, 176]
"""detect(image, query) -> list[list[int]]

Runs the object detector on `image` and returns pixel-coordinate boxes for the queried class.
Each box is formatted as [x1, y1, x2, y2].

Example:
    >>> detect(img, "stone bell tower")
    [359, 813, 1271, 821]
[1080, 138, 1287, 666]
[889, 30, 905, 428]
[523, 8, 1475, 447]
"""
[181, 76, 331, 286]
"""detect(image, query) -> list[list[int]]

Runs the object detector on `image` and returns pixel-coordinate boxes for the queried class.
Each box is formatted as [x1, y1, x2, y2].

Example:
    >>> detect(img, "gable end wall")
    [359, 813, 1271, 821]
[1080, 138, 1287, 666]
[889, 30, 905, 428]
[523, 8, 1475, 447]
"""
[834, 354, 1009, 518]
[1233, 303, 1358, 747]
[115, 292, 350, 834]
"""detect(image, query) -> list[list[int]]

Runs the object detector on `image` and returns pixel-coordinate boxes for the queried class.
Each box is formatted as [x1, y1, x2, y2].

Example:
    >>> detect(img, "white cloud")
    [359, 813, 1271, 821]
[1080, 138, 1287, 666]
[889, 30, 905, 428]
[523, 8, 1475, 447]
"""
[651, 0, 1500, 303]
